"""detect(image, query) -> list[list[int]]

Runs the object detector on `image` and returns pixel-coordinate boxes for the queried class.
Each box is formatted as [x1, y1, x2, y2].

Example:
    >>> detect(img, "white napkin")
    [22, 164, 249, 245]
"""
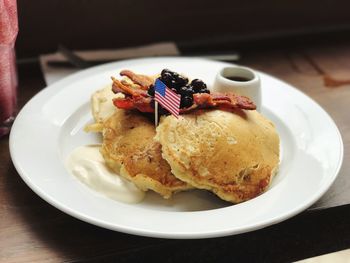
[39, 42, 180, 85]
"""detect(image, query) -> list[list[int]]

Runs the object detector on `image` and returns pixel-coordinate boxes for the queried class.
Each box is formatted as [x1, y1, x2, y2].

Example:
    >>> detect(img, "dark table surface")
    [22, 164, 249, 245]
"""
[1, 42, 350, 262]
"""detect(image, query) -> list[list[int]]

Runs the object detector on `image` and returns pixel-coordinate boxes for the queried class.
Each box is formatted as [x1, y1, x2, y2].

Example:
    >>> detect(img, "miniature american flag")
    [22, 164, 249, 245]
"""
[154, 79, 181, 118]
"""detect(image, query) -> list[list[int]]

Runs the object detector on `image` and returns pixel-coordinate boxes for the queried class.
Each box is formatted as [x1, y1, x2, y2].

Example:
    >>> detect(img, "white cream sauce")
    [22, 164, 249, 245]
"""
[66, 145, 145, 203]
[91, 84, 125, 122]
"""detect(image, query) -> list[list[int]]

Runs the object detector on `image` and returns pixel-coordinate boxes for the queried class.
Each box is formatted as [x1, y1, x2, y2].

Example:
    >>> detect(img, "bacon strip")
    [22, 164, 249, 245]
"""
[111, 70, 256, 114]
[113, 96, 154, 113]
[192, 93, 256, 110]
[120, 70, 154, 89]
[113, 92, 256, 113]
[111, 77, 148, 97]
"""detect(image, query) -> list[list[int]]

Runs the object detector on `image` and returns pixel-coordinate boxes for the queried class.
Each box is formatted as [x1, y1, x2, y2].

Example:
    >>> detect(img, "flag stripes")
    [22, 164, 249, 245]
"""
[154, 79, 181, 118]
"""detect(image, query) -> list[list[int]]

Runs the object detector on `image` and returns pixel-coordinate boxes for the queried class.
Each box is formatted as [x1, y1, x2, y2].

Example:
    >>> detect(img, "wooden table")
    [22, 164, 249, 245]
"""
[1, 42, 350, 262]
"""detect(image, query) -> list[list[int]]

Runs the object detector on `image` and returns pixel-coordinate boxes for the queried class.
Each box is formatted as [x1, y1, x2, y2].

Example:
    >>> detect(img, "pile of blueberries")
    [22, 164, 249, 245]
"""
[148, 69, 210, 108]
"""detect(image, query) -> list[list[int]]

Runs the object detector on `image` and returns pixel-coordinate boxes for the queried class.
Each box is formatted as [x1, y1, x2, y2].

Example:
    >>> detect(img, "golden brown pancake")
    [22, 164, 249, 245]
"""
[86, 86, 191, 198]
[156, 109, 280, 203]
[100, 109, 192, 199]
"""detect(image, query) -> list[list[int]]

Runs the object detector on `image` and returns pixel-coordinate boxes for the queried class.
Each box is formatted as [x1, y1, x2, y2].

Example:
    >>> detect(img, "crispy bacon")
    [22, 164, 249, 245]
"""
[191, 93, 256, 111]
[112, 76, 154, 112]
[111, 77, 148, 97]
[111, 70, 256, 114]
[120, 70, 154, 89]
[113, 96, 154, 113]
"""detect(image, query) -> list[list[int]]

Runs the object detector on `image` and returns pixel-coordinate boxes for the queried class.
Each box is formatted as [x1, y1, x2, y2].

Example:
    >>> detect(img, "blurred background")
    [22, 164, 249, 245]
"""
[16, 0, 350, 58]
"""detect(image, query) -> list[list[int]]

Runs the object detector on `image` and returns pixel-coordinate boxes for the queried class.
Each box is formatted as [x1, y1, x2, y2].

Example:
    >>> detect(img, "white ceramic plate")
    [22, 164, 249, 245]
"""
[10, 57, 343, 239]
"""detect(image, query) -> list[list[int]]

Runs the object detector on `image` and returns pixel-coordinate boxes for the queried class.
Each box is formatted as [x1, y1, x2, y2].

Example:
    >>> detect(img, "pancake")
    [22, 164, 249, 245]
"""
[100, 109, 192, 199]
[84, 84, 123, 133]
[156, 109, 280, 203]
[91, 84, 121, 123]
[86, 85, 191, 198]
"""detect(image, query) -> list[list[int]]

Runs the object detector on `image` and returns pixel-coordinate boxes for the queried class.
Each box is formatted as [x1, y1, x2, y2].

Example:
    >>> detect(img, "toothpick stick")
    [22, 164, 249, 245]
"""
[154, 101, 159, 127]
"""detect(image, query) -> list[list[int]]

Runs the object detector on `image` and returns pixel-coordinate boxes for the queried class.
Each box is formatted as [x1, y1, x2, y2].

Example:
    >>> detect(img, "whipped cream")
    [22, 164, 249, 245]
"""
[66, 145, 145, 203]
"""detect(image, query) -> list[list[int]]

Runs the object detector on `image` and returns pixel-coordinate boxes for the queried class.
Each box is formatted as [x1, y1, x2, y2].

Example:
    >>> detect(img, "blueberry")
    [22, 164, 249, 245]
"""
[179, 86, 194, 96]
[161, 69, 167, 73]
[180, 96, 193, 108]
[175, 75, 189, 87]
[161, 69, 171, 76]
[190, 79, 207, 92]
[160, 76, 178, 91]
[179, 86, 188, 95]
[160, 73, 173, 85]
[160, 69, 189, 89]
[161, 69, 176, 80]
[186, 86, 194, 93]
[147, 84, 155, 96]
[171, 80, 179, 89]
[198, 88, 210, 94]
[191, 79, 206, 87]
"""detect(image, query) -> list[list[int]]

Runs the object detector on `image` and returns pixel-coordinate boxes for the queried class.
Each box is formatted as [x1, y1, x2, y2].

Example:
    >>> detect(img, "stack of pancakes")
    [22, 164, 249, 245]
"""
[88, 85, 280, 203]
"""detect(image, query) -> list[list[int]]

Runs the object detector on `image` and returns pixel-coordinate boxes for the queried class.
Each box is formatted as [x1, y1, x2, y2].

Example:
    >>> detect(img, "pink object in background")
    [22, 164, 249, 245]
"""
[0, 0, 18, 137]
